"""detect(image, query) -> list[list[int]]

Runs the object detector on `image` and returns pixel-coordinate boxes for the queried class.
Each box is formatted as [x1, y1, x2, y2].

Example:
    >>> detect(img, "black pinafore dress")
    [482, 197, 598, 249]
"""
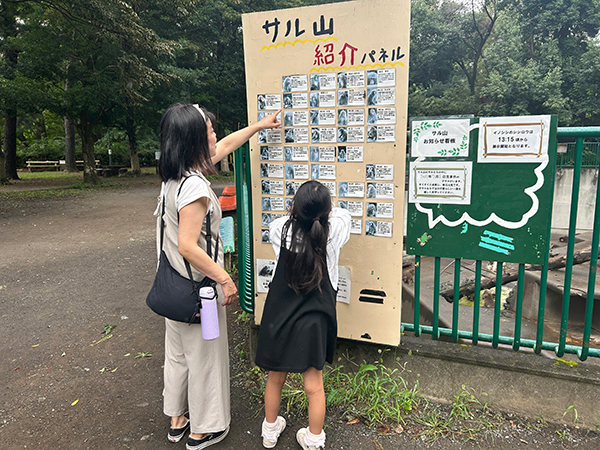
[255, 241, 337, 373]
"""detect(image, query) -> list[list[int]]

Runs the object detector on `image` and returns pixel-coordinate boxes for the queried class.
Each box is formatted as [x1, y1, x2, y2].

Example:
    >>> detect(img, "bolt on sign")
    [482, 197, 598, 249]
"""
[242, 0, 411, 345]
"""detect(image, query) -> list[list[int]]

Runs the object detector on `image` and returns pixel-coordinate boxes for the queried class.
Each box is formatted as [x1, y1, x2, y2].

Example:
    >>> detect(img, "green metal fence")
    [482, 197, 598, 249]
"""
[404, 127, 600, 361]
[557, 141, 600, 169]
[236, 128, 600, 361]
[235, 142, 255, 314]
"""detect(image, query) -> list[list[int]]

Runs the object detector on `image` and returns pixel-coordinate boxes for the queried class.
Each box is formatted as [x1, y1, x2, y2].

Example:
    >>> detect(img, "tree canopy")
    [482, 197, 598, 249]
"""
[2, 0, 600, 183]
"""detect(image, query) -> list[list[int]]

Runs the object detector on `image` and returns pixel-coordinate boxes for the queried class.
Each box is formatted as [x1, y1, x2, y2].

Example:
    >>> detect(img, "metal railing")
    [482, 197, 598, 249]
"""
[404, 127, 600, 361]
[557, 141, 600, 169]
[235, 142, 255, 314]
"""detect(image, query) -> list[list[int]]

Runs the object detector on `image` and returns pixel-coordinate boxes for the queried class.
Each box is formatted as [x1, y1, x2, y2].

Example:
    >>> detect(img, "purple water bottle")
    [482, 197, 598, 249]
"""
[199, 286, 219, 340]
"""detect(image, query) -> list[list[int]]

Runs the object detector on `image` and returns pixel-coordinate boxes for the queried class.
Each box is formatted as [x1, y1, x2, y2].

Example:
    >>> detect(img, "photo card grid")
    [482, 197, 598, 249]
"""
[257, 68, 397, 241]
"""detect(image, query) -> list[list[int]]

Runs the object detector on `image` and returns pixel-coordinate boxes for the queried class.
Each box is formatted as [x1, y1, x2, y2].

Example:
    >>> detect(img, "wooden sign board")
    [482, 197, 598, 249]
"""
[243, 0, 411, 345]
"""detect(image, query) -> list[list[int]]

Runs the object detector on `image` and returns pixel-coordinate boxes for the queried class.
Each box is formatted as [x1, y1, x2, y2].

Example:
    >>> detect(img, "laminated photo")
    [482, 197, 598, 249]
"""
[311, 164, 336, 180]
[285, 164, 309, 179]
[284, 128, 309, 144]
[310, 109, 335, 126]
[367, 107, 396, 125]
[256, 259, 276, 292]
[260, 163, 284, 178]
[286, 181, 302, 196]
[347, 127, 365, 143]
[347, 109, 365, 126]
[310, 73, 336, 90]
[259, 146, 283, 161]
[283, 92, 308, 109]
[346, 71, 365, 88]
[345, 146, 364, 162]
[257, 94, 282, 110]
[350, 219, 362, 235]
[365, 164, 394, 181]
[261, 229, 271, 243]
[347, 89, 366, 106]
[282, 75, 308, 92]
[284, 146, 309, 162]
[366, 202, 394, 218]
[322, 181, 336, 197]
[270, 197, 285, 211]
[347, 201, 363, 217]
[366, 182, 394, 199]
[365, 220, 393, 238]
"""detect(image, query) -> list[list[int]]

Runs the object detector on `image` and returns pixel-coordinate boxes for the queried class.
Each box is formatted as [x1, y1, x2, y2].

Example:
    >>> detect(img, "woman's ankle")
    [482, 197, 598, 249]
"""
[171, 414, 188, 428]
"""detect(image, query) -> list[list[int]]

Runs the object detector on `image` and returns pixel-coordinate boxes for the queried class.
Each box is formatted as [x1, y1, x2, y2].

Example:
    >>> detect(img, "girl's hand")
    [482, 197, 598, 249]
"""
[220, 277, 238, 306]
[258, 108, 282, 130]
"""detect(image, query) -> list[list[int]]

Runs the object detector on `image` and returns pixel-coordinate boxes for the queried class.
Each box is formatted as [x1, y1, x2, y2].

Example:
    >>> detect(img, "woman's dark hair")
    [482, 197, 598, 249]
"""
[158, 103, 217, 181]
[282, 180, 332, 295]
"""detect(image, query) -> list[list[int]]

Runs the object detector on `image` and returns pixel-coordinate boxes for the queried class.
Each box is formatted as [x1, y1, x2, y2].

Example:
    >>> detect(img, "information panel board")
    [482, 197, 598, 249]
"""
[406, 115, 558, 264]
[243, 0, 411, 345]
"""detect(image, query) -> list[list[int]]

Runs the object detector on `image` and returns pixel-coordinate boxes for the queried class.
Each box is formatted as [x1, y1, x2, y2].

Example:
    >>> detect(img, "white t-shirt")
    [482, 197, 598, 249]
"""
[269, 207, 351, 290]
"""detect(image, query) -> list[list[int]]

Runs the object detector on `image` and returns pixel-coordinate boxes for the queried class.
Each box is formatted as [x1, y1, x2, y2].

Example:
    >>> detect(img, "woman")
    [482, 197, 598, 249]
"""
[156, 103, 281, 450]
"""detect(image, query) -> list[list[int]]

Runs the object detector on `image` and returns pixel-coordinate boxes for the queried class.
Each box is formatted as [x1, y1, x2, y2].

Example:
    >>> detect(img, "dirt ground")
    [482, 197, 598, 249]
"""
[1, 173, 599, 449]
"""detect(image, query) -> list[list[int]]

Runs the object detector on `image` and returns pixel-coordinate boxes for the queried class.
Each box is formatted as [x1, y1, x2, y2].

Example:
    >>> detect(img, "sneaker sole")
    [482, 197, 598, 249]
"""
[186, 426, 230, 450]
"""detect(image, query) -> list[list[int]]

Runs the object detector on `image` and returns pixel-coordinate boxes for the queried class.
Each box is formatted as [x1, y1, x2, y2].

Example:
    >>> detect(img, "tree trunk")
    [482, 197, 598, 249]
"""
[220, 156, 230, 173]
[0, 136, 6, 184]
[64, 79, 77, 172]
[125, 110, 141, 175]
[64, 115, 77, 171]
[77, 118, 99, 185]
[3, 113, 19, 180]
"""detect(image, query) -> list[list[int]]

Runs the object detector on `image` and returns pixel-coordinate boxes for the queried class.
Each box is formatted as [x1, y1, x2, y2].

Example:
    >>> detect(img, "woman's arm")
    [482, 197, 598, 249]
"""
[178, 197, 237, 306]
[211, 109, 282, 164]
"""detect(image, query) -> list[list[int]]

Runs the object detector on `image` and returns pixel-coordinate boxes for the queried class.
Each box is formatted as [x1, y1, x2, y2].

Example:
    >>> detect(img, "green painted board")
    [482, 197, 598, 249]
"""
[406, 115, 557, 264]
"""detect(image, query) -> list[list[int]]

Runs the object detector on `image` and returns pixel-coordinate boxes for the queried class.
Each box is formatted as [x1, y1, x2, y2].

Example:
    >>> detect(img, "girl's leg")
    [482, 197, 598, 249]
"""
[302, 367, 325, 434]
[265, 371, 288, 423]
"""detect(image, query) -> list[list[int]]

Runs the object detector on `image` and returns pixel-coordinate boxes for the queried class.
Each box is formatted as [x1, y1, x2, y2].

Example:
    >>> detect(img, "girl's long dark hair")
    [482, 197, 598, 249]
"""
[158, 103, 217, 182]
[283, 180, 332, 295]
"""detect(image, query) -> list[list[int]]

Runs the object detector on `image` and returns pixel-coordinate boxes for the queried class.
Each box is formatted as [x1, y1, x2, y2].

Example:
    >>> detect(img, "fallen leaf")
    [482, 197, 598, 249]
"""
[124, 353, 130, 357]
[346, 418, 360, 425]
[111, 367, 118, 373]
[32, 344, 39, 348]
[71, 399, 79, 406]
[377, 425, 392, 434]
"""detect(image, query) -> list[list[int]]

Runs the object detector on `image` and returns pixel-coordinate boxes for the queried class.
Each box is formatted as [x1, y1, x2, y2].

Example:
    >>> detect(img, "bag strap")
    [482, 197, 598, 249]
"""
[158, 176, 219, 281]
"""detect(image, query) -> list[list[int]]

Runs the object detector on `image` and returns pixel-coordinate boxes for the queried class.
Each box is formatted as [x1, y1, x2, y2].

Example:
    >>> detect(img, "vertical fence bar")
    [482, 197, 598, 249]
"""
[433, 257, 441, 340]
[557, 137, 584, 357]
[452, 259, 461, 342]
[492, 262, 504, 348]
[235, 143, 255, 314]
[513, 264, 525, 351]
[413, 256, 421, 337]
[472, 261, 482, 345]
[579, 165, 600, 360]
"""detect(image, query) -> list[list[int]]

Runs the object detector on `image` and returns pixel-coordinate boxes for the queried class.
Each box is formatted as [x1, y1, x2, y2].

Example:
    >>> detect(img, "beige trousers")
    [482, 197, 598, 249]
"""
[163, 304, 230, 434]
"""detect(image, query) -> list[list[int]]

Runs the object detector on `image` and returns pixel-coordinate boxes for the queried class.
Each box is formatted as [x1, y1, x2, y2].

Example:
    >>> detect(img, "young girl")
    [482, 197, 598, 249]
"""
[255, 180, 351, 449]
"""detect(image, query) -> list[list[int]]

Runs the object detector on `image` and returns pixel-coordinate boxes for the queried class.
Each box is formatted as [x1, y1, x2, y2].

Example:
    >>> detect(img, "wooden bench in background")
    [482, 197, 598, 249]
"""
[26, 160, 60, 172]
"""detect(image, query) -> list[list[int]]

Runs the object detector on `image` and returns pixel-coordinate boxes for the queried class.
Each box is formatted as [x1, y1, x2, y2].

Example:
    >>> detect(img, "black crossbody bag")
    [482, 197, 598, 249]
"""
[146, 177, 219, 324]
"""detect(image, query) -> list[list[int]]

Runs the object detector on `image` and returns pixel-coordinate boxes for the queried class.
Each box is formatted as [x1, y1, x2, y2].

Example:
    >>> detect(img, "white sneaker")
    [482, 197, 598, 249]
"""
[262, 416, 286, 448]
[295, 427, 323, 450]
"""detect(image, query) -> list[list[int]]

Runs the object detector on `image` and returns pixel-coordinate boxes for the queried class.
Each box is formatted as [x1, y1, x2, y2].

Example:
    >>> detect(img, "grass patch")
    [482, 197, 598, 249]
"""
[237, 334, 508, 444]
